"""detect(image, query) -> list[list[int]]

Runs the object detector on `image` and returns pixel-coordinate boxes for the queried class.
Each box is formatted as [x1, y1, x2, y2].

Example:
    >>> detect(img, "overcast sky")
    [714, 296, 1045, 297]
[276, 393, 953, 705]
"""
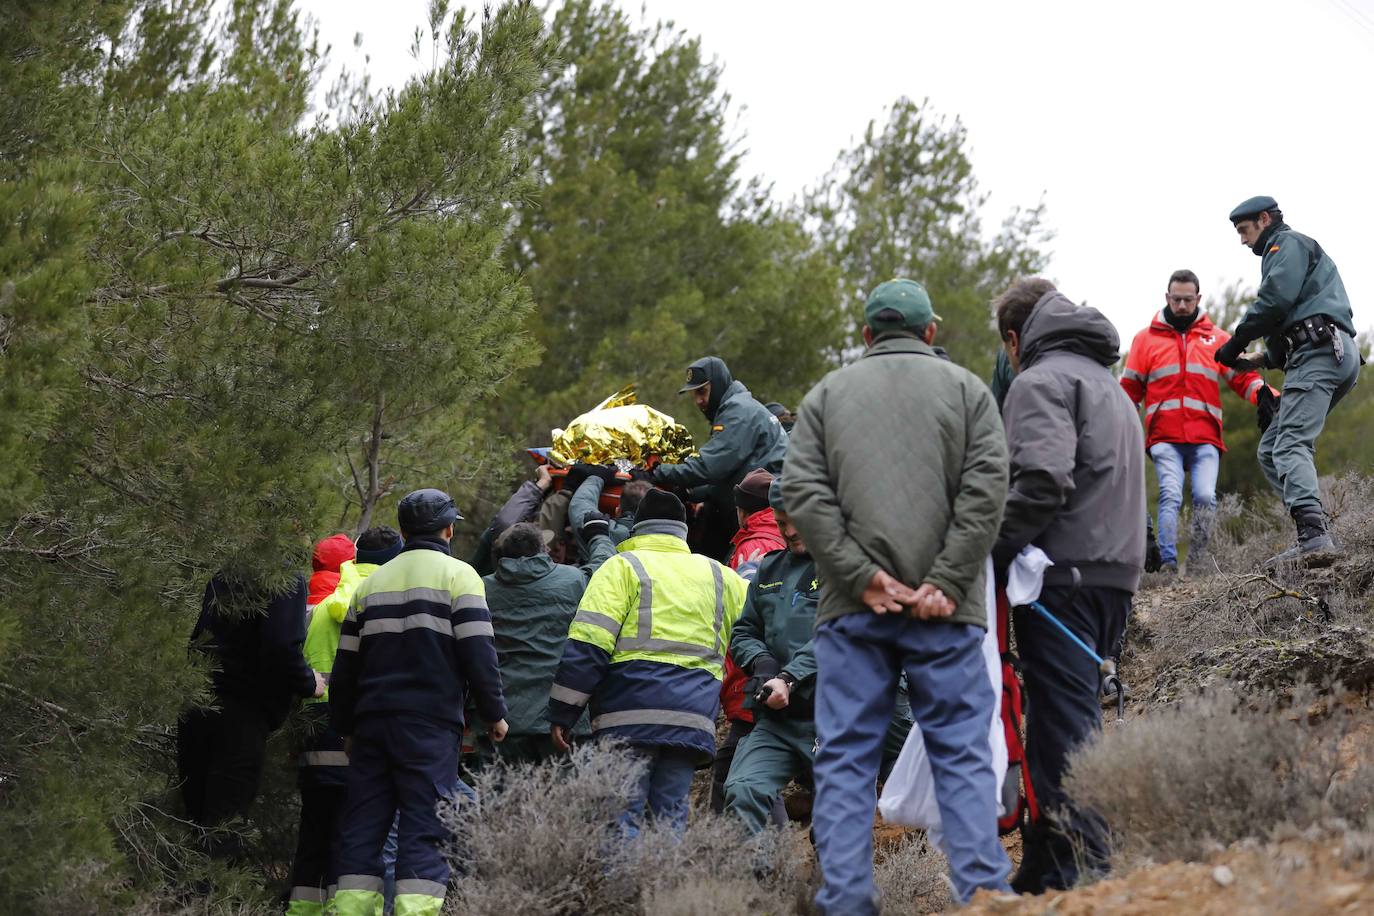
[298, 0, 1374, 341]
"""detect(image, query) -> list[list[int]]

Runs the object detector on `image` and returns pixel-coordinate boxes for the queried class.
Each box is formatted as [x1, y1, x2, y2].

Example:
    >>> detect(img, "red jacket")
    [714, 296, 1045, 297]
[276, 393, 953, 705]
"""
[721, 509, 786, 724]
[309, 534, 356, 607]
[1120, 312, 1267, 451]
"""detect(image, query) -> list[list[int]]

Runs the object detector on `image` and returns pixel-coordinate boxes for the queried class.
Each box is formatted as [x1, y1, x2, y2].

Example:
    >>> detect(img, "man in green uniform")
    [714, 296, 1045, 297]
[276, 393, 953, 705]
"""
[652, 356, 788, 561]
[1216, 196, 1361, 563]
[722, 477, 818, 833]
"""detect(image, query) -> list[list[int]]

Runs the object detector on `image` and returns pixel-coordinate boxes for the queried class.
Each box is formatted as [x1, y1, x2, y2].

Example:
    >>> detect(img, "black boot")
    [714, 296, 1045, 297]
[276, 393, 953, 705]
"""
[1265, 505, 1340, 567]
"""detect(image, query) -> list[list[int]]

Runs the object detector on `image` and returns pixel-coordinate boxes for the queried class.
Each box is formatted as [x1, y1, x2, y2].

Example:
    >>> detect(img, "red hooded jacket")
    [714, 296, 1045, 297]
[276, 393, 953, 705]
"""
[309, 534, 356, 608]
[721, 509, 786, 724]
[1120, 311, 1268, 451]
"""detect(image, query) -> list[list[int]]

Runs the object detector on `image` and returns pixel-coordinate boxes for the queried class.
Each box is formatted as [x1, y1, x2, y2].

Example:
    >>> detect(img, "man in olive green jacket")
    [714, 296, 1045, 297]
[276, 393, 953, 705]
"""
[784, 278, 1011, 914]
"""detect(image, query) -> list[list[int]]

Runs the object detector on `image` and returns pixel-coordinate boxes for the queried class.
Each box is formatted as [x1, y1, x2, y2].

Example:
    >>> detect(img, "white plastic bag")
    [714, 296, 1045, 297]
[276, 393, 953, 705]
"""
[877, 559, 1007, 850]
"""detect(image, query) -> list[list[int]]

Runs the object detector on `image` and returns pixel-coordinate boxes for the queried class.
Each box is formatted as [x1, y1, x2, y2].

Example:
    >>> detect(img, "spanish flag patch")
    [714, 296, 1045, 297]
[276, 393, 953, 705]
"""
[1269, 245, 1280, 252]
[712, 425, 724, 432]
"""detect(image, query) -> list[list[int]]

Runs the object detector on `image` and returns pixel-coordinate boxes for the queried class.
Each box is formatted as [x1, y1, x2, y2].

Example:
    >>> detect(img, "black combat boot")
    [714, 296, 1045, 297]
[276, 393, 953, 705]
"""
[1265, 505, 1340, 567]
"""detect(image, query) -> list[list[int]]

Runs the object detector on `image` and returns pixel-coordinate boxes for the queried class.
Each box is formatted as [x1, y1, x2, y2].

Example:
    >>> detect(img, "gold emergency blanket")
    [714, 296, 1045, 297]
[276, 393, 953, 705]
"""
[549, 385, 696, 466]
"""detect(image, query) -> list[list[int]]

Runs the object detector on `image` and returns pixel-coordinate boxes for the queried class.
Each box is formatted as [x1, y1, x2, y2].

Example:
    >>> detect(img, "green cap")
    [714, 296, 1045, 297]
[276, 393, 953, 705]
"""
[1228, 195, 1278, 224]
[864, 279, 941, 332]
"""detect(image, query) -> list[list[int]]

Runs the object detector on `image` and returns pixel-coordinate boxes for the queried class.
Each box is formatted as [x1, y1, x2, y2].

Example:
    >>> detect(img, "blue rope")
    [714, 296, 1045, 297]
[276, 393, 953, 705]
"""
[1029, 601, 1105, 667]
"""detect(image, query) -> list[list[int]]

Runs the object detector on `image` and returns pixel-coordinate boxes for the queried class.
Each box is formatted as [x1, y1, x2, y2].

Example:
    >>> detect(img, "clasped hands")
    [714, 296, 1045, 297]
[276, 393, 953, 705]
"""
[861, 570, 956, 619]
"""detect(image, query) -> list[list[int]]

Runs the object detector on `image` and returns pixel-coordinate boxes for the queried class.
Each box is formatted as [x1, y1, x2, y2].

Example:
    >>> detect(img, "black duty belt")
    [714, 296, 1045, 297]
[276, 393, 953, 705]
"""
[1282, 315, 1345, 366]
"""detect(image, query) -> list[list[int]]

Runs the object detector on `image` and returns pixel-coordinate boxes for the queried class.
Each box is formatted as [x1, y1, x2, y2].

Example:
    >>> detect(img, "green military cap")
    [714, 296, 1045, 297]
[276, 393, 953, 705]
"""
[1228, 195, 1279, 224]
[864, 278, 942, 332]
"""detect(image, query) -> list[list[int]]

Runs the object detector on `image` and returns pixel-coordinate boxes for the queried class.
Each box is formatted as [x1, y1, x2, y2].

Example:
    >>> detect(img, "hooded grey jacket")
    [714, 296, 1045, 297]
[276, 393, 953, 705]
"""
[994, 292, 1146, 593]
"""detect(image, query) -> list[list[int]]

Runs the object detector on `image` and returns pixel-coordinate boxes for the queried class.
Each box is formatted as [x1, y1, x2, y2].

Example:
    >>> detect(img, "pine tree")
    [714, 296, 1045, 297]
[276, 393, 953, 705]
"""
[0, 1, 550, 907]
[808, 96, 1051, 379]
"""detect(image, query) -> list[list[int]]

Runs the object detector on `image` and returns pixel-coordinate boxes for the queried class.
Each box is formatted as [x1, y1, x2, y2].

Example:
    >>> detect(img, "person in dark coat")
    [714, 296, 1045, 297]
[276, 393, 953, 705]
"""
[177, 570, 325, 856]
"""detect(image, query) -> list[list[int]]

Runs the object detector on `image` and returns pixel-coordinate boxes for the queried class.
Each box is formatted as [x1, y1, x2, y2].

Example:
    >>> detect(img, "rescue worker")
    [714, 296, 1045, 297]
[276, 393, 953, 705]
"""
[547, 488, 748, 837]
[329, 489, 508, 916]
[1216, 196, 1361, 564]
[652, 356, 788, 561]
[711, 468, 786, 816]
[178, 571, 325, 860]
[785, 278, 1012, 912]
[764, 402, 795, 433]
[309, 534, 356, 613]
[992, 278, 1145, 892]
[1120, 269, 1271, 575]
[286, 527, 404, 916]
[723, 476, 817, 833]
[480, 514, 615, 766]
[470, 466, 557, 576]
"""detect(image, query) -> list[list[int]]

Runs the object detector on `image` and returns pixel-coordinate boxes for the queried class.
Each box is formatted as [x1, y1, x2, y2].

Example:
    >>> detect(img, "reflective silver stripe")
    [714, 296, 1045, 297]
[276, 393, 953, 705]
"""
[1186, 361, 1220, 381]
[573, 610, 621, 635]
[1146, 398, 1182, 417]
[301, 751, 349, 767]
[361, 587, 452, 610]
[592, 708, 715, 734]
[549, 683, 591, 706]
[337, 874, 385, 893]
[452, 620, 494, 640]
[618, 553, 655, 651]
[1245, 378, 1264, 397]
[1145, 364, 1180, 382]
[326, 884, 337, 900]
[1121, 368, 1144, 383]
[1221, 365, 1238, 381]
[708, 559, 725, 658]
[289, 886, 325, 902]
[337, 634, 360, 652]
[359, 613, 452, 638]
[394, 878, 446, 898]
[1183, 396, 1224, 420]
[452, 593, 487, 612]
[630, 638, 722, 663]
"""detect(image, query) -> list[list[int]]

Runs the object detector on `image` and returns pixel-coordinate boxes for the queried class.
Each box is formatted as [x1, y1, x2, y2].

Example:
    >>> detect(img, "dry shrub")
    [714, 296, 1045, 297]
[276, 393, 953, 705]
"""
[872, 834, 952, 914]
[442, 741, 806, 915]
[1064, 685, 1374, 866]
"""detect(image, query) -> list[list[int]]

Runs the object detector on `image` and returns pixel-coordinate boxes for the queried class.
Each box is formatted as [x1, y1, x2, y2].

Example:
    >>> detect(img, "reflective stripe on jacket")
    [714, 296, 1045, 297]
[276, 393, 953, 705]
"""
[547, 531, 748, 762]
[1120, 311, 1268, 451]
[328, 538, 507, 736]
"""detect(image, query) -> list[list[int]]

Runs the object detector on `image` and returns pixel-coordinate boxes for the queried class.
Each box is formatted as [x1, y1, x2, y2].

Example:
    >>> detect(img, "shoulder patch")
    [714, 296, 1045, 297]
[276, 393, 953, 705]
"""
[712, 424, 724, 432]
[1269, 245, 1280, 253]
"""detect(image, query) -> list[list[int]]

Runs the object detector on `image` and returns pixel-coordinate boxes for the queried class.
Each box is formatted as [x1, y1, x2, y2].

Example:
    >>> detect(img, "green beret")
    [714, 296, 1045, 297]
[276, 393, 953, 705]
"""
[1228, 195, 1279, 224]
[864, 278, 942, 332]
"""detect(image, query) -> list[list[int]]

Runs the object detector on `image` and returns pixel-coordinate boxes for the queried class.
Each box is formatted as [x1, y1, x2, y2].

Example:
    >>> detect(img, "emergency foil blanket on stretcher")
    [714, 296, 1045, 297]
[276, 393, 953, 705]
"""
[549, 384, 697, 467]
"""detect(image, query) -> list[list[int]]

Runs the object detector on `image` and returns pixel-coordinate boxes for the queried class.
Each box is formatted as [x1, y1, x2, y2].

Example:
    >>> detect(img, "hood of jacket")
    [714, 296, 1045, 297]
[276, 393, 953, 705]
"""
[494, 553, 556, 586]
[312, 533, 355, 573]
[699, 357, 735, 420]
[1020, 291, 1122, 370]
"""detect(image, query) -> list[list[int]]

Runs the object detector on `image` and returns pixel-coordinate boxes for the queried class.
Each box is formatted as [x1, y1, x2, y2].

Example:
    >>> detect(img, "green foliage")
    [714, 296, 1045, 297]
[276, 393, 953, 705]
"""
[497, 0, 843, 463]
[0, 0, 550, 908]
[808, 96, 1051, 379]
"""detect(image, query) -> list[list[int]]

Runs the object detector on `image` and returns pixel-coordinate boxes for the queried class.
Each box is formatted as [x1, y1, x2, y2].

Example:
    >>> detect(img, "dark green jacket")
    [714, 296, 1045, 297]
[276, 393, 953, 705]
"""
[729, 548, 818, 718]
[568, 476, 634, 546]
[784, 336, 1009, 629]
[1233, 223, 1356, 365]
[481, 536, 614, 737]
[654, 380, 788, 509]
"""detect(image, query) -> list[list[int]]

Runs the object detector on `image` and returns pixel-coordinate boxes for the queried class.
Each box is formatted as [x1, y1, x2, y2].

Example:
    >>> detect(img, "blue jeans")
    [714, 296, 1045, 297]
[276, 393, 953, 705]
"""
[617, 745, 698, 839]
[813, 614, 1010, 913]
[1148, 442, 1219, 565]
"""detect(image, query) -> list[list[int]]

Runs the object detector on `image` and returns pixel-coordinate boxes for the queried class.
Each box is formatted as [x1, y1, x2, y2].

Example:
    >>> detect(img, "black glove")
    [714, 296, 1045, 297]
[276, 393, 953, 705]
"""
[636, 467, 657, 483]
[579, 511, 612, 540]
[563, 464, 593, 494]
[1214, 337, 1245, 368]
[1256, 387, 1280, 433]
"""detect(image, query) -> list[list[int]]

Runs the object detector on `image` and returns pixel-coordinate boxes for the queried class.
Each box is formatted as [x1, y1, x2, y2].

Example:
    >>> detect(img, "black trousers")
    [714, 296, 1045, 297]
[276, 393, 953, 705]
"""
[176, 697, 271, 855]
[288, 780, 348, 902]
[1012, 584, 1131, 893]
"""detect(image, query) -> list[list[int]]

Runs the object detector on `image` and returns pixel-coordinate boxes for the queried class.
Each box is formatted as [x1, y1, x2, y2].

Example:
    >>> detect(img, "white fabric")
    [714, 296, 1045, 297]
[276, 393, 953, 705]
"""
[1006, 545, 1054, 607]
[877, 559, 1006, 850]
